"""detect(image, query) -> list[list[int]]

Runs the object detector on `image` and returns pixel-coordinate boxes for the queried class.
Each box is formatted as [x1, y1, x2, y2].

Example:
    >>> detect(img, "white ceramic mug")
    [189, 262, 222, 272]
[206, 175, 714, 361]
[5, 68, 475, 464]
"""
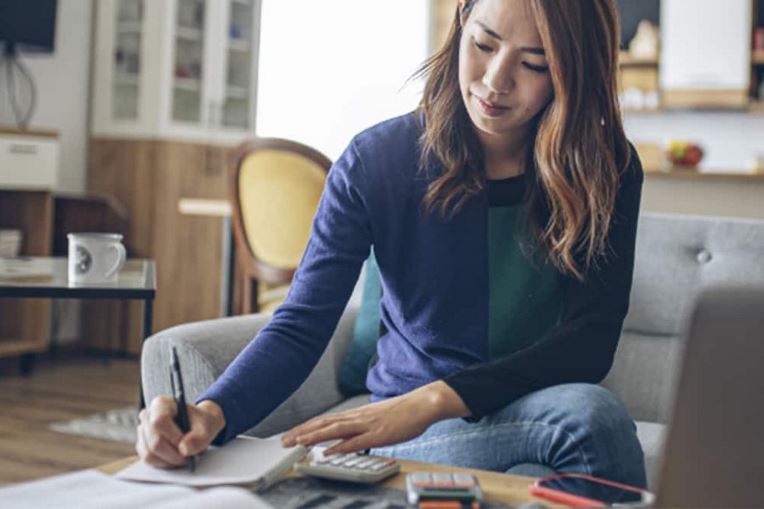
[67, 233, 127, 285]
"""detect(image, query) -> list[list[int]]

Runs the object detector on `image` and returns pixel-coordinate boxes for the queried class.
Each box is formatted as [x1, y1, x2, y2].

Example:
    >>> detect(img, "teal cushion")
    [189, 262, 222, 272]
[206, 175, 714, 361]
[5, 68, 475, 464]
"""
[338, 250, 381, 396]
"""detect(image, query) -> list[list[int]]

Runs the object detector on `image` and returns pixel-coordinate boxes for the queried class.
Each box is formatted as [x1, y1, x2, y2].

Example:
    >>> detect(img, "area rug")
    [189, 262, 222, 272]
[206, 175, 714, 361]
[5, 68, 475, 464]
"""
[49, 407, 139, 444]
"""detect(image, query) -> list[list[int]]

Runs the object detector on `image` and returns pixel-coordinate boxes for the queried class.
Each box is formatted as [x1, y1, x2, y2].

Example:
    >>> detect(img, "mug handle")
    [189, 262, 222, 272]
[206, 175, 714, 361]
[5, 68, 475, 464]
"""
[105, 242, 127, 279]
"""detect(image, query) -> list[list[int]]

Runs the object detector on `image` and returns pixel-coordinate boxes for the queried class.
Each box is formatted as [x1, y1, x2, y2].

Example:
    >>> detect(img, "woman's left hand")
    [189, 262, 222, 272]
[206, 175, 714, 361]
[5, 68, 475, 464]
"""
[281, 381, 470, 456]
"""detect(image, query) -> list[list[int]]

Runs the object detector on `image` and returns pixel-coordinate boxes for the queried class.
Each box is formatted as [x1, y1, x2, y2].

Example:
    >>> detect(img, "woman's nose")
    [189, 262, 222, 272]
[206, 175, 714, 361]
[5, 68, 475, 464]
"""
[482, 56, 514, 94]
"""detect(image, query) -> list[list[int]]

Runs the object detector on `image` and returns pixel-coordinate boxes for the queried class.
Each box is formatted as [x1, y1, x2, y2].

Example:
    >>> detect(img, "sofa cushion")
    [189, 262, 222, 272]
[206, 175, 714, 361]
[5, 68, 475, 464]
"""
[601, 331, 683, 423]
[624, 214, 764, 337]
[338, 252, 381, 396]
[636, 421, 666, 490]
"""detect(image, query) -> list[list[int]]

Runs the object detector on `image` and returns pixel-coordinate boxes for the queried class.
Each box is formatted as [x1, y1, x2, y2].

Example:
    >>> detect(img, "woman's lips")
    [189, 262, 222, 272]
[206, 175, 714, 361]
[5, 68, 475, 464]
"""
[474, 96, 510, 117]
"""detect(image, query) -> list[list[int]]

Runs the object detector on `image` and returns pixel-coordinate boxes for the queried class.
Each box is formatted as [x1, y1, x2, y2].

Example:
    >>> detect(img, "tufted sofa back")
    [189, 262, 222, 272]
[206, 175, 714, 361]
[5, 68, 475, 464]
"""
[602, 213, 764, 423]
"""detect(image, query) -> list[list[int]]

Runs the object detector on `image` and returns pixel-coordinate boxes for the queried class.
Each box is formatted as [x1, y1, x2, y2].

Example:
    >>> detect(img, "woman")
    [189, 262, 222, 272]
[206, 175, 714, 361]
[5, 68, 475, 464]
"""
[137, 0, 646, 486]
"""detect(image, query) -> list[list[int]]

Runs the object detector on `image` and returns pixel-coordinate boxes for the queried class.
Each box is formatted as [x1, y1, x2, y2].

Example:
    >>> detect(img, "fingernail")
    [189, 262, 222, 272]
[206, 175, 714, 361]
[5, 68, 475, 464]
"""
[178, 443, 189, 456]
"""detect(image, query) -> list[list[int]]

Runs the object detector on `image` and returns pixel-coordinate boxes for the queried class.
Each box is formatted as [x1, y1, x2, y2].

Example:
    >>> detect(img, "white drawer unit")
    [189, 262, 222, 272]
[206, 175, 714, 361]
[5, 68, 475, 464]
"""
[0, 131, 60, 190]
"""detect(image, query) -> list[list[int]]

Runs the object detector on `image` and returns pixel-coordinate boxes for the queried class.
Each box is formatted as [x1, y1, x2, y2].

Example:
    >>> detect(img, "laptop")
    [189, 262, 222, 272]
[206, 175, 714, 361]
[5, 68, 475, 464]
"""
[654, 287, 764, 508]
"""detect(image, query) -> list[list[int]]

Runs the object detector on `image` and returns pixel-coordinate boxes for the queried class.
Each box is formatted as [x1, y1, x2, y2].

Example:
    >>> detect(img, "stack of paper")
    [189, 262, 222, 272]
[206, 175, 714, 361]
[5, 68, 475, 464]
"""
[0, 470, 274, 509]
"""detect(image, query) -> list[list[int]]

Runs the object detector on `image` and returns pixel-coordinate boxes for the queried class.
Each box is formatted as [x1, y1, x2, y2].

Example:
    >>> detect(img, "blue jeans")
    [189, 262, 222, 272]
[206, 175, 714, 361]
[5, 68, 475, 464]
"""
[370, 383, 647, 488]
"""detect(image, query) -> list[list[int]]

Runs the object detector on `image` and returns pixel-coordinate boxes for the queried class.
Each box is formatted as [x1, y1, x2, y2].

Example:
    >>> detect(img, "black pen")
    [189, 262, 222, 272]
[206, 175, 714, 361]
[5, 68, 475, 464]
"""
[170, 346, 196, 472]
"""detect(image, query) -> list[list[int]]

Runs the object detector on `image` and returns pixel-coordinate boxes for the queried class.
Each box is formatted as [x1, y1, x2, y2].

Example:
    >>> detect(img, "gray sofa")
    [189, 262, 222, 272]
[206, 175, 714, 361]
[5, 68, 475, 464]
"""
[142, 213, 764, 488]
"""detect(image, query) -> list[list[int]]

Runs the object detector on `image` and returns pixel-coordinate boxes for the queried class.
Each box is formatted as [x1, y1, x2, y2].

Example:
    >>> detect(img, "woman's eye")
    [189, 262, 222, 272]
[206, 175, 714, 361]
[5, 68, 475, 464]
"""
[472, 38, 492, 53]
[523, 62, 549, 73]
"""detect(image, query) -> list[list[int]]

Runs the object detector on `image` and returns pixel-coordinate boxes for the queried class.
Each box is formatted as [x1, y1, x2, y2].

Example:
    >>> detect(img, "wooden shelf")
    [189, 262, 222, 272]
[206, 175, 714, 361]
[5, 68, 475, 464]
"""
[622, 107, 664, 114]
[661, 88, 750, 109]
[644, 168, 764, 182]
[0, 190, 53, 360]
[752, 50, 764, 65]
[749, 101, 764, 114]
[0, 126, 58, 138]
[619, 51, 659, 67]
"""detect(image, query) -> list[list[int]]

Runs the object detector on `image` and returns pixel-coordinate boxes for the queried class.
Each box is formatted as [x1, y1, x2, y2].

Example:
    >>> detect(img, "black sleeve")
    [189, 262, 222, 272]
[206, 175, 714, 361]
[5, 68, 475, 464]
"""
[442, 145, 644, 420]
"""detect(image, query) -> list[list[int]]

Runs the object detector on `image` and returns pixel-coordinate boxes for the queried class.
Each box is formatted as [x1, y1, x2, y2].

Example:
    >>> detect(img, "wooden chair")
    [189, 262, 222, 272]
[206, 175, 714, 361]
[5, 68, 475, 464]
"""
[229, 138, 332, 314]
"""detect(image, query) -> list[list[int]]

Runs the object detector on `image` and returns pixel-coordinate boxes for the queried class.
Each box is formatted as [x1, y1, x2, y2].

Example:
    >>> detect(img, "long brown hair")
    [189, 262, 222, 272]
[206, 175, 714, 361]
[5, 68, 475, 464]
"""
[415, 0, 630, 281]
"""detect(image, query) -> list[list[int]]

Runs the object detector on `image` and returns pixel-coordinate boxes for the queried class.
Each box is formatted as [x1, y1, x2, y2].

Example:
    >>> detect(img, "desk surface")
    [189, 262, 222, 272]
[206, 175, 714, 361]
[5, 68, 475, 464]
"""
[98, 456, 563, 508]
[0, 257, 156, 299]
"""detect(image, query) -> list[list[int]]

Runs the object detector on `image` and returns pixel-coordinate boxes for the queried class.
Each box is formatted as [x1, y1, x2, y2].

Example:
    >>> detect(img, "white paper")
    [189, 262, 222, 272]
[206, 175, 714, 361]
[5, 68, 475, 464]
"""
[116, 435, 307, 488]
[0, 469, 274, 509]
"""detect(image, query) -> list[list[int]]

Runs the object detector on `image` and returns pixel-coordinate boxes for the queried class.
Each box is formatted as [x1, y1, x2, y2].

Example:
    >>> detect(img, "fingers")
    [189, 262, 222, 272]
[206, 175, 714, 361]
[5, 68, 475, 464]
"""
[299, 420, 366, 446]
[178, 426, 212, 456]
[136, 396, 191, 469]
[136, 420, 186, 468]
[283, 412, 356, 445]
[147, 396, 184, 444]
[177, 404, 220, 456]
[324, 434, 374, 456]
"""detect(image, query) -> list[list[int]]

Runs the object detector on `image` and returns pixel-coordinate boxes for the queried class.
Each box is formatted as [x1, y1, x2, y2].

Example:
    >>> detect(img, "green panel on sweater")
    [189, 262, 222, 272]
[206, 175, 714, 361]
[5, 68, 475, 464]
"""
[487, 206, 563, 358]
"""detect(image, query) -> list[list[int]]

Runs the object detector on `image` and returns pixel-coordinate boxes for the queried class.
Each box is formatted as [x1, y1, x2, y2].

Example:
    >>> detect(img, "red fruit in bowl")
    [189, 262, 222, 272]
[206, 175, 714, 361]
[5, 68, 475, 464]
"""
[684, 145, 703, 166]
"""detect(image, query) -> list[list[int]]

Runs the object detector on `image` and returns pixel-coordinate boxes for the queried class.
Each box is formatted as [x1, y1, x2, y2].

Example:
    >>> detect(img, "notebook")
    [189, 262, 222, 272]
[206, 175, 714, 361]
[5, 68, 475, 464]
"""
[116, 435, 308, 490]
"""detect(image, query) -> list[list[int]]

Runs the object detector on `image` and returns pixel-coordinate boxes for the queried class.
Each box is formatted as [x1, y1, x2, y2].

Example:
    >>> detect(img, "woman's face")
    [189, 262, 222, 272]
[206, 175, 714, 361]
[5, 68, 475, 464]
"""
[458, 0, 554, 147]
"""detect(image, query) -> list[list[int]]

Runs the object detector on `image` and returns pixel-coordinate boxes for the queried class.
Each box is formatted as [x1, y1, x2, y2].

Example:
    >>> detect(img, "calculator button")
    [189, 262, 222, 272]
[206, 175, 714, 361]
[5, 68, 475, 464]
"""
[370, 461, 393, 472]
[432, 473, 454, 487]
[452, 473, 476, 488]
[411, 472, 432, 485]
[329, 455, 349, 466]
[354, 458, 377, 470]
[342, 456, 365, 468]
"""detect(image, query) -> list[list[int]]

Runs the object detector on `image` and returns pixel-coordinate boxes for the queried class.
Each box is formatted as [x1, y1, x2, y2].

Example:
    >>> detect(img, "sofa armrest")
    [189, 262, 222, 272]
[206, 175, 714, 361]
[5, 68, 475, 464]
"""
[141, 307, 359, 437]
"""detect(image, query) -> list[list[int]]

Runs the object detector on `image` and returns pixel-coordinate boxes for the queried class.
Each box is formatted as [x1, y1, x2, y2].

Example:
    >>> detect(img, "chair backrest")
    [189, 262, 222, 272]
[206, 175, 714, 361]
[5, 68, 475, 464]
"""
[230, 138, 331, 285]
[602, 213, 764, 422]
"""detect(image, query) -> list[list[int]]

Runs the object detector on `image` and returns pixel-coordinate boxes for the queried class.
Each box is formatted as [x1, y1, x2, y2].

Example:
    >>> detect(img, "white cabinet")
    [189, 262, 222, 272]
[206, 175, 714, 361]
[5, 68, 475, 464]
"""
[91, 0, 261, 143]
[660, 0, 753, 108]
[0, 130, 60, 190]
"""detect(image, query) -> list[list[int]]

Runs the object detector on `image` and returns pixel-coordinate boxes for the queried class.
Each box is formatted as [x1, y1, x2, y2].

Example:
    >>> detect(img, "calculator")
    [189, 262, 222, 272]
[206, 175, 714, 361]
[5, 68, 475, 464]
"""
[294, 450, 400, 483]
[406, 471, 483, 507]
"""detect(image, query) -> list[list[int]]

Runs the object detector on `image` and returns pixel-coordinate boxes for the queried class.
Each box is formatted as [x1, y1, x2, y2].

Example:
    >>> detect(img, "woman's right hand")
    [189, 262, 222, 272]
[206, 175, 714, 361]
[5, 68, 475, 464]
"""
[136, 397, 226, 468]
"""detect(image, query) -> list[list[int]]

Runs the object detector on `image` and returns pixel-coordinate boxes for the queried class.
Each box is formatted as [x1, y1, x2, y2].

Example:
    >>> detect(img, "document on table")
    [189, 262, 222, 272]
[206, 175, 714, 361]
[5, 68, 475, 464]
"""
[0, 469, 274, 509]
[116, 435, 308, 489]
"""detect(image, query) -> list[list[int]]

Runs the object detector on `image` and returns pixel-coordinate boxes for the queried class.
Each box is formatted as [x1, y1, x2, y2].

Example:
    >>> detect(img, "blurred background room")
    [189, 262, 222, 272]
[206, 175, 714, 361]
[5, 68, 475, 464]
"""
[0, 0, 762, 486]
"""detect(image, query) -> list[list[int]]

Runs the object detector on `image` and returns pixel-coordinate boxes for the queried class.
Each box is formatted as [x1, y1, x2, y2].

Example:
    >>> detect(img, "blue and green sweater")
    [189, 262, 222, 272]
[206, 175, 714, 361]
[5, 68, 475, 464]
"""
[200, 112, 644, 444]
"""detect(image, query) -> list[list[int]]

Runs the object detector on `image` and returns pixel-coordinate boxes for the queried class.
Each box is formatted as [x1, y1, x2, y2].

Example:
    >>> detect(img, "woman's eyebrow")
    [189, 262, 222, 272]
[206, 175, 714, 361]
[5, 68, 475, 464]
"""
[476, 20, 503, 41]
[475, 20, 546, 55]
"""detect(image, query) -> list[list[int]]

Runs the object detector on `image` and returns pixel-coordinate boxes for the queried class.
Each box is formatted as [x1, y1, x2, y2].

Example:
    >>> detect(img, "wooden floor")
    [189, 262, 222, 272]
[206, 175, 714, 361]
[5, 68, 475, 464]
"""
[0, 353, 139, 486]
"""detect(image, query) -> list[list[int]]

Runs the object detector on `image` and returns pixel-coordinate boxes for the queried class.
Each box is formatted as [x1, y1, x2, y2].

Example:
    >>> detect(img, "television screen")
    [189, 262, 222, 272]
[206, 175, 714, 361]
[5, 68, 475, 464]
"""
[0, 0, 58, 53]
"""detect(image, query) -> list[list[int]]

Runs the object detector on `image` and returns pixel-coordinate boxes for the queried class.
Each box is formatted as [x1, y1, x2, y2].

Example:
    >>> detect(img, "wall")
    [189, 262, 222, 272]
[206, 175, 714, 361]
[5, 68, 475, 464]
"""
[255, 0, 430, 160]
[0, 0, 93, 193]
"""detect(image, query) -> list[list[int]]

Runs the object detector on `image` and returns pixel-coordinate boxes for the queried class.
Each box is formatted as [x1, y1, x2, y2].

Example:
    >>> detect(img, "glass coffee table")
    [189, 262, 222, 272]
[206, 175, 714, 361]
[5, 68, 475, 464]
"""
[0, 257, 155, 402]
